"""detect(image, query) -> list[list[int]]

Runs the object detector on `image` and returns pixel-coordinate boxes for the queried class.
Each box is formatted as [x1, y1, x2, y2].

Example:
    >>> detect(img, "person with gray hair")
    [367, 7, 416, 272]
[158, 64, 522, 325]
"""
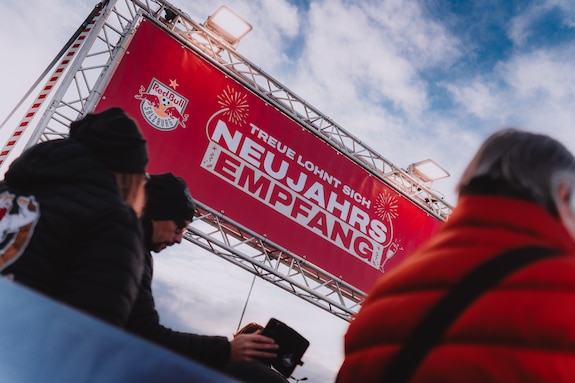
[337, 128, 575, 382]
[457, 128, 575, 220]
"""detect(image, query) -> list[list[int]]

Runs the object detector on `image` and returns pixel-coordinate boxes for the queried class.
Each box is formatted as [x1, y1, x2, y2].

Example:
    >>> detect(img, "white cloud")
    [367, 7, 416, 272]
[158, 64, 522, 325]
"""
[445, 80, 502, 120]
[259, 0, 300, 38]
[359, 0, 461, 69]
[441, 42, 575, 187]
[496, 47, 575, 151]
[501, 49, 575, 102]
[294, 0, 460, 121]
[508, 0, 575, 47]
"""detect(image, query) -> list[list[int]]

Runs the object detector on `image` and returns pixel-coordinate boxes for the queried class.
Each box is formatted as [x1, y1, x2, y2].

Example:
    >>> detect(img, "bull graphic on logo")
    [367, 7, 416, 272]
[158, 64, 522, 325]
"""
[0, 191, 40, 271]
[164, 106, 188, 128]
[134, 86, 160, 109]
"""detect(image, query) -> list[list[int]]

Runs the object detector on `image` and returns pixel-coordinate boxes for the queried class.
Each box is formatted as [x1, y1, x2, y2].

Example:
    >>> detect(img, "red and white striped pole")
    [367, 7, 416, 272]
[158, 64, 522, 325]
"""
[0, 1, 109, 167]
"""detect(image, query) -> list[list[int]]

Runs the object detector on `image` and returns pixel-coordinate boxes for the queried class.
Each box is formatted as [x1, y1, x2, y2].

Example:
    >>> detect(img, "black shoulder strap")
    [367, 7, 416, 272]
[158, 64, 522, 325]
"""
[382, 246, 562, 383]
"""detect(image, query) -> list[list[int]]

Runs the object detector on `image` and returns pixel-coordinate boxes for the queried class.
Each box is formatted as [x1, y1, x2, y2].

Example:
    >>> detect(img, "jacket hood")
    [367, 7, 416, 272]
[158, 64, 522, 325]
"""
[5, 139, 115, 190]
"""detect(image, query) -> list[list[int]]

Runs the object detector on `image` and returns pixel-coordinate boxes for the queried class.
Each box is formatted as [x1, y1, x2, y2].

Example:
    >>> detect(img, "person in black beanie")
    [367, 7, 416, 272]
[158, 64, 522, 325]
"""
[0, 107, 149, 327]
[125, 173, 280, 380]
[140, 173, 196, 252]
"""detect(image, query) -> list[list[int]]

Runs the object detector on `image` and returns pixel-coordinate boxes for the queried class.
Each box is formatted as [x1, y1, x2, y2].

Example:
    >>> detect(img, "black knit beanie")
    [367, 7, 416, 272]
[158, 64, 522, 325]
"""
[69, 107, 149, 173]
[144, 173, 196, 221]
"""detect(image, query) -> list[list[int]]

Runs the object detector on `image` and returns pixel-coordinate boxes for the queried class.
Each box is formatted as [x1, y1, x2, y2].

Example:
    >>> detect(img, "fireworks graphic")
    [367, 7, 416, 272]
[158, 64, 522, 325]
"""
[217, 85, 249, 125]
[375, 191, 399, 222]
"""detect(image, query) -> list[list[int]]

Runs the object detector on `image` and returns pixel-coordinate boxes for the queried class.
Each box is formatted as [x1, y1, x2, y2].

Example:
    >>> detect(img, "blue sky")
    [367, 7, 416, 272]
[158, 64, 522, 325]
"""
[1, 0, 575, 381]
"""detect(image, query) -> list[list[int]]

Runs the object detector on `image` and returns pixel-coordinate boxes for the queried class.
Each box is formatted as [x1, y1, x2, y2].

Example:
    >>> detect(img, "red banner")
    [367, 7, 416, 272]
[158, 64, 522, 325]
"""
[95, 18, 443, 292]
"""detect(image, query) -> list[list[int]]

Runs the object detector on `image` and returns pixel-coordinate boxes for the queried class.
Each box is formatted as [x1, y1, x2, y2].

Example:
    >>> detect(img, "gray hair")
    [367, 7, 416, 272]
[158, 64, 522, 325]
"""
[457, 128, 575, 217]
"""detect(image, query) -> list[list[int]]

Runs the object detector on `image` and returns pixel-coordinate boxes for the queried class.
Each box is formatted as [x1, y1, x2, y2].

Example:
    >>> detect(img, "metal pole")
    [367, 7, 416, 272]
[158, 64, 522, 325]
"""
[236, 274, 257, 332]
[0, 0, 111, 167]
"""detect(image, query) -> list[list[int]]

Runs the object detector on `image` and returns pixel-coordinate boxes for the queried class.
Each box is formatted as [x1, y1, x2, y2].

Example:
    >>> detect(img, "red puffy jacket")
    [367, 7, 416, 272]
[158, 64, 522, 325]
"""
[338, 195, 575, 382]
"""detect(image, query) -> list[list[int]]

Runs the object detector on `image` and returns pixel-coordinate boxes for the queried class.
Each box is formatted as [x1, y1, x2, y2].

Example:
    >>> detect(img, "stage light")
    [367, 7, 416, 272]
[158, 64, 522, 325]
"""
[407, 159, 450, 184]
[204, 6, 252, 48]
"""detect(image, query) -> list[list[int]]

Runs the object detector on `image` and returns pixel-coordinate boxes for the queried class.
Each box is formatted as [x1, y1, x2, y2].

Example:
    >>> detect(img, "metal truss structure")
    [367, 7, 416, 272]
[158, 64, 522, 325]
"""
[185, 202, 362, 321]
[3, 0, 454, 321]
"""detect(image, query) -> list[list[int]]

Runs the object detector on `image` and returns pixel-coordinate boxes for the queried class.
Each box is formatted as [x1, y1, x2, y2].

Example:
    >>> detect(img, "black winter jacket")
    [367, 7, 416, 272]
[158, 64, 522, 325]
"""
[125, 240, 231, 369]
[0, 138, 145, 326]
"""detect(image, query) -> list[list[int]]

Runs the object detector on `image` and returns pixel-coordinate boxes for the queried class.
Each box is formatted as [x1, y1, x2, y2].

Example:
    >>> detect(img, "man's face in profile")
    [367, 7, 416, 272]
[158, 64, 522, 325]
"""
[150, 219, 189, 252]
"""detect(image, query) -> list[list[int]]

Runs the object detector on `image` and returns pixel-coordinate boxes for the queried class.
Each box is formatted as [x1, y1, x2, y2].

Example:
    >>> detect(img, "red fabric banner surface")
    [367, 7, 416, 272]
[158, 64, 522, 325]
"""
[95, 18, 443, 292]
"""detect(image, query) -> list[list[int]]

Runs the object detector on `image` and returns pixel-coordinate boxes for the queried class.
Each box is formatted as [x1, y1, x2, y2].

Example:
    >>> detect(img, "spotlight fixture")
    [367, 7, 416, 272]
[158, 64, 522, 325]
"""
[407, 159, 450, 185]
[204, 6, 253, 48]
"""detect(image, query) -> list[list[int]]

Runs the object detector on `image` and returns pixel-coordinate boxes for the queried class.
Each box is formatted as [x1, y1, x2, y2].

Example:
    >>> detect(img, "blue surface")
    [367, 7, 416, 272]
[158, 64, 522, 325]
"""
[0, 278, 239, 383]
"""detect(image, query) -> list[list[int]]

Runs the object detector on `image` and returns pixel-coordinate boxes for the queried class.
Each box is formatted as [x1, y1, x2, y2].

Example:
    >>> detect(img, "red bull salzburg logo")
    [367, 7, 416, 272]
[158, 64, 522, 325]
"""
[134, 78, 189, 131]
[0, 191, 40, 271]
